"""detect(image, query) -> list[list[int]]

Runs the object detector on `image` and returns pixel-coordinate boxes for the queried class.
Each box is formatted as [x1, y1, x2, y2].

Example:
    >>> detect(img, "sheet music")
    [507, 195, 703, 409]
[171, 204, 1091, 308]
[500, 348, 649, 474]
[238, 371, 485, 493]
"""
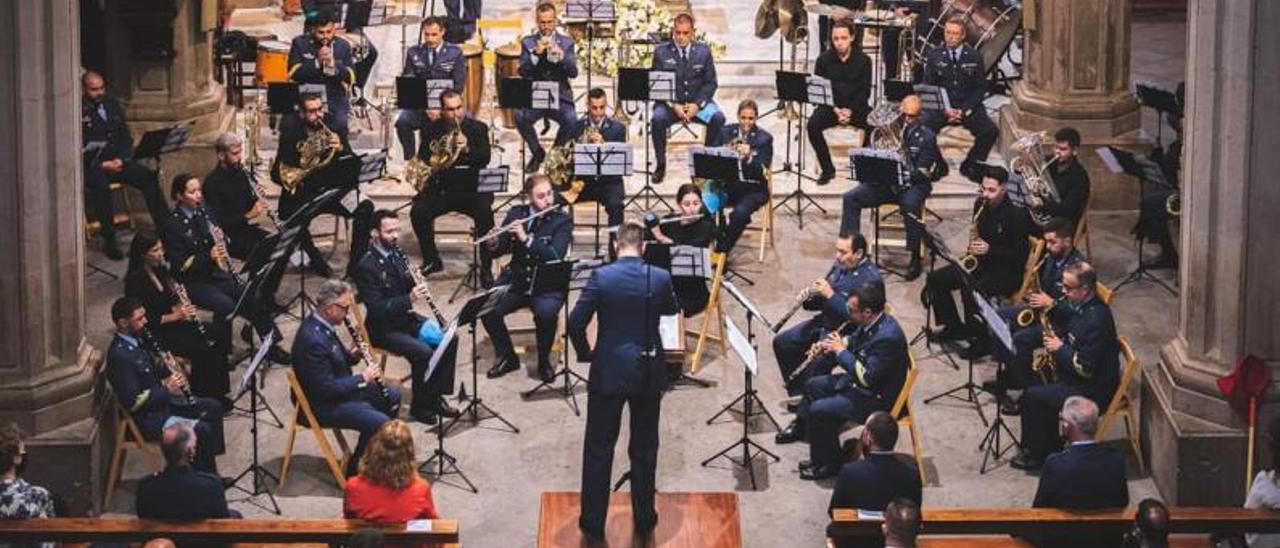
[974, 295, 1014, 355]
[425, 79, 453, 109]
[806, 75, 834, 107]
[724, 315, 757, 376]
[574, 143, 634, 176]
[476, 167, 510, 193]
[1096, 147, 1124, 174]
[659, 315, 681, 354]
[426, 319, 459, 381]
[649, 71, 675, 102]
[912, 83, 952, 113]
[358, 151, 387, 184]
[669, 245, 711, 279]
[565, 0, 616, 21]
[532, 81, 560, 110]
[235, 331, 276, 400]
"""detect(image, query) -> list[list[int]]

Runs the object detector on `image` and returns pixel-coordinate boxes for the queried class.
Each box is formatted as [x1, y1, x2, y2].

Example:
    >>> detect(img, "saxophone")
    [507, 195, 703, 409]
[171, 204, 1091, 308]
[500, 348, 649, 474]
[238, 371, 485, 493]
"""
[408, 122, 465, 193]
[958, 202, 985, 273]
[277, 118, 338, 194]
[1032, 303, 1058, 384]
[1015, 254, 1050, 328]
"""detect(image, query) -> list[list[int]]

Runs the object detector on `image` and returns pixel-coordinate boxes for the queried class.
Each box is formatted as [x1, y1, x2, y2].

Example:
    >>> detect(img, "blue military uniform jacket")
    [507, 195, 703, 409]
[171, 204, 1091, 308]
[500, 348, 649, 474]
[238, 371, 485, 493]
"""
[443, 0, 481, 42]
[719, 123, 773, 183]
[519, 32, 579, 105]
[291, 314, 365, 414]
[568, 256, 680, 396]
[353, 246, 426, 338]
[1033, 441, 1129, 509]
[922, 43, 986, 113]
[650, 41, 718, 106]
[136, 465, 231, 520]
[902, 121, 946, 185]
[1040, 247, 1085, 324]
[804, 257, 884, 330]
[160, 206, 226, 282]
[492, 205, 573, 293]
[833, 312, 909, 410]
[81, 96, 133, 164]
[828, 452, 922, 515]
[1051, 294, 1120, 406]
[106, 334, 173, 440]
[288, 34, 356, 102]
[402, 42, 467, 92]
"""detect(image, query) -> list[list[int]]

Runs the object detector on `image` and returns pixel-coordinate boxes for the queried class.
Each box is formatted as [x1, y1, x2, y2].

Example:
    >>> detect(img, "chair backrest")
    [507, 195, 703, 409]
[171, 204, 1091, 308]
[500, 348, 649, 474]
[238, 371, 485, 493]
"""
[1012, 236, 1047, 303]
[285, 369, 323, 430]
[1111, 337, 1139, 412]
[1096, 281, 1115, 306]
[890, 350, 918, 420]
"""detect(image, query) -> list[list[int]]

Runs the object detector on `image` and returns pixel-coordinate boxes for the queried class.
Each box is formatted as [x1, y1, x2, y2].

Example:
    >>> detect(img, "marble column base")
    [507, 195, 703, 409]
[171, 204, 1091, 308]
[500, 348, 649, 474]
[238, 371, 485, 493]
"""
[0, 341, 98, 436]
[25, 414, 112, 516]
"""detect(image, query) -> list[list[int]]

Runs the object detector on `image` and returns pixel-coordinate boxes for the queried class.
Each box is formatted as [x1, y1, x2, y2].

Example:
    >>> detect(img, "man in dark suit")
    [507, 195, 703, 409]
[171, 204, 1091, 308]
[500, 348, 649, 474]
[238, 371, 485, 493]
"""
[649, 13, 724, 183]
[106, 297, 225, 475]
[517, 3, 579, 173]
[395, 17, 468, 160]
[353, 210, 459, 425]
[569, 221, 679, 540]
[272, 92, 351, 279]
[483, 174, 573, 382]
[442, 0, 481, 44]
[136, 422, 237, 520]
[288, 12, 356, 137]
[559, 88, 629, 230]
[1031, 396, 1129, 547]
[808, 19, 872, 185]
[713, 100, 773, 253]
[777, 283, 909, 481]
[1012, 263, 1120, 472]
[921, 16, 998, 182]
[829, 412, 922, 548]
[292, 279, 401, 476]
[409, 90, 495, 278]
[81, 71, 168, 259]
[772, 232, 883, 396]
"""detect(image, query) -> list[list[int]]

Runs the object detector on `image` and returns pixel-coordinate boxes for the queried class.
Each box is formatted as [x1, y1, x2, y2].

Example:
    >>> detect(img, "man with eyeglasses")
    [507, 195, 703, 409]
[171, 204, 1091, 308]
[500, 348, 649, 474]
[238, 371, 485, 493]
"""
[1010, 262, 1120, 472]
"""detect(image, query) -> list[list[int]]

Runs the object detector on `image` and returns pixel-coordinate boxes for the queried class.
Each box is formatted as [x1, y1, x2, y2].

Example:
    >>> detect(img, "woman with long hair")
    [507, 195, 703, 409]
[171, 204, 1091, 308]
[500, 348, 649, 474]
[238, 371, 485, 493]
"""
[344, 420, 439, 545]
[651, 183, 716, 317]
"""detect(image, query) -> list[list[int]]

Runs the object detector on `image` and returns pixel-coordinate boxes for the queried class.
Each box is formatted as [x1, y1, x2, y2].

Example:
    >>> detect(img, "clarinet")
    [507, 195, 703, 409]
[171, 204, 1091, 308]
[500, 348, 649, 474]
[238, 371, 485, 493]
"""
[342, 315, 399, 416]
[199, 206, 245, 286]
[775, 263, 839, 329]
[392, 244, 448, 326]
[243, 164, 281, 229]
[171, 278, 216, 348]
[139, 327, 198, 407]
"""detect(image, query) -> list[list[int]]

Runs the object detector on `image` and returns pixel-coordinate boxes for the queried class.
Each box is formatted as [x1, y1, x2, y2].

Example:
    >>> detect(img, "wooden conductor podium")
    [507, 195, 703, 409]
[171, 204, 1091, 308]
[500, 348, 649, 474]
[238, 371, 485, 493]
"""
[538, 492, 742, 547]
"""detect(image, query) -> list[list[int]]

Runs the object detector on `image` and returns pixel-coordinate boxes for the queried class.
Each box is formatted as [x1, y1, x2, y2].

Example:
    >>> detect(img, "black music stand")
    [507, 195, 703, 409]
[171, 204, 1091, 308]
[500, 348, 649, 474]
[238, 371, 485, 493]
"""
[396, 76, 430, 110]
[916, 218, 987, 425]
[449, 167, 509, 302]
[850, 150, 908, 277]
[1098, 146, 1178, 295]
[901, 212, 961, 371]
[666, 245, 715, 389]
[772, 71, 827, 229]
[81, 139, 119, 280]
[565, 0, 616, 97]
[225, 332, 282, 514]
[444, 284, 519, 432]
[134, 122, 195, 197]
[971, 295, 1019, 473]
[277, 186, 350, 319]
[701, 279, 780, 491]
[521, 259, 588, 413]
[1135, 83, 1181, 149]
[618, 67, 674, 212]
[574, 142, 634, 256]
[691, 148, 756, 285]
[497, 77, 538, 206]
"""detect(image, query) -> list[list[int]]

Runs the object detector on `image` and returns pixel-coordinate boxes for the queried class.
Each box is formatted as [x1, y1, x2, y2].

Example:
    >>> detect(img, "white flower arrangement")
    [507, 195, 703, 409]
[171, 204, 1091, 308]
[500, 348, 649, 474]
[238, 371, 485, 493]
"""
[577, 0, 727, 77]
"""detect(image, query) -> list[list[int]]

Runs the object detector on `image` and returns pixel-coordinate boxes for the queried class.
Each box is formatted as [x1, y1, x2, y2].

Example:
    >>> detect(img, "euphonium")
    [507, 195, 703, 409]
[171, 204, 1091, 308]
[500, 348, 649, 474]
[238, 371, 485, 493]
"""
[868, 102, 904, 150]
[409, 122, 465, 193]
[958, 202, 986, 273]
[277, 117, 338, 193]
[1009, 131, 1061, 228]
[545, 124, 602, 203]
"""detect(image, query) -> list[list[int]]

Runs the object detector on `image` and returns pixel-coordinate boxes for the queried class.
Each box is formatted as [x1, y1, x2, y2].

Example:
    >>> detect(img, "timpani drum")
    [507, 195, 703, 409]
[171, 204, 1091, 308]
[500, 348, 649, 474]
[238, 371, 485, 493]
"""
[916, 0, 1021, 75]
[255, 40, 291, 87]
[463, 42, 484, 116]
[495, 42, 522, 129]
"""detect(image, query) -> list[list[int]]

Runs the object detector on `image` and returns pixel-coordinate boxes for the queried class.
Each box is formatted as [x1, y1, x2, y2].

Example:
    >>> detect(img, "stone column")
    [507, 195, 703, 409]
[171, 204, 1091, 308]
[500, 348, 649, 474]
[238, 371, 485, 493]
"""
[0, 0, 105, 514]
[1000, 0, 1147, 210]
[1143, 0, 1280, 505]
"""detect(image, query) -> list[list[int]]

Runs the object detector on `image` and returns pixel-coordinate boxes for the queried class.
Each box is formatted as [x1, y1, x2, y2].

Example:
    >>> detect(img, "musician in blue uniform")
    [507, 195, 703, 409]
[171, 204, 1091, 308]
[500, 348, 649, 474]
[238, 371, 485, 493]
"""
[443, 0, 482, 44]
[921, 16, 998, 182]
[395, 17, 468, 161]
[712, 100, 773, 253]
[776, 283, 909, 481]
[840, 95, 945, 280]
[982, 217, 1083, 398]
[288, 12, 356, 137]
[772, 232, 883, 396]
[482, 174, 574, 383]
[1010, 262, 1120, 472]
[159, 174, 292, 367]
[80, 71, 168, 260]
[106, 297, 225, 475]
[559, 88, 629, 230]
[353, 210, 460, 425]
[808, 20, 872, 185]
[568, 221, 679, 540]
[649, 13, 725, 183]
[517, 3, 579, 173]
[292, 279, 401, 476]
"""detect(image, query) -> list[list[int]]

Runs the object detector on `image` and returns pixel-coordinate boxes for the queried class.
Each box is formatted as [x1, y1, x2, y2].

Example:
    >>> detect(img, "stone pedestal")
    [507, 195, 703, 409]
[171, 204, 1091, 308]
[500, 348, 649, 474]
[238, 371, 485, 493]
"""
[0, 0, 109, 516]
[999, 0, 1147, 211]
[1143, 0, 1280, 505]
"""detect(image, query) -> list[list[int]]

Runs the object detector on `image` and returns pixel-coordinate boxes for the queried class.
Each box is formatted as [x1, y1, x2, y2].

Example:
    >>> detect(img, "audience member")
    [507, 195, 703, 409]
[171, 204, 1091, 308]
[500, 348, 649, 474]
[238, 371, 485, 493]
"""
[0, 423, 55, 519]
[828, 411, 922, 548]
[1244, 416, 1280, 547]
[882, 498, 921, 548]
[1122, 498, 1170, 548]
[136, 422, 236, 521]
[344, 420, 439, 546]
[1031, 396, 1128, 547]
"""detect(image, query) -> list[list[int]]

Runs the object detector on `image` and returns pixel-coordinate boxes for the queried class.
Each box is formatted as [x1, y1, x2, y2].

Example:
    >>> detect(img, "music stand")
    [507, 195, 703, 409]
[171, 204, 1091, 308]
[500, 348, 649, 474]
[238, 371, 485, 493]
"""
[396, 76, 429, 110]
[666, 245, 715, 388]
[521, 259, 588, 413]
[443, 284, 519, 429]
[1097, 146, 1178, 295]
[1134, 82, 1181, 148]
[618, 67, 675, 212]
[496, 77, 540, 186]
[900, 212, 961, 370]
[916, 220, 988, 424]
[772, 71, 828, 229]
[574, 142, 634, 256]
[267, 82, 300, 115]
[225, 332, 282, 514]
[851, 148, 908, 277]
[690, 147, 757, 285]
[701, 279, 780, 491]
[565, 0, 616, 96]
[276, 187, 350, 318]
[448, 167, 509, 302]
[971, 296, 1019, 473]
[913, 84, 952, 113]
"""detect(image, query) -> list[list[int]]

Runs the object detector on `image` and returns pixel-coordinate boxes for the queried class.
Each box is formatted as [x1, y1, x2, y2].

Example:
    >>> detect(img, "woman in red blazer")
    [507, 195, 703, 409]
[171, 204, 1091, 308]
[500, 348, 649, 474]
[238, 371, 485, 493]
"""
[343, 420, 439, 545]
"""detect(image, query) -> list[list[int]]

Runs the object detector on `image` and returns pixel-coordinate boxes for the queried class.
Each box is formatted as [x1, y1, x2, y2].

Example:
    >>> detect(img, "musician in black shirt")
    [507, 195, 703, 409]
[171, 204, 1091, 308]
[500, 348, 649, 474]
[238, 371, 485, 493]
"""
[203, 132, 285, 304]
[1036, 128, 1091, 235]
[808, 20, 872, 185]
[651, 184, 716, 316]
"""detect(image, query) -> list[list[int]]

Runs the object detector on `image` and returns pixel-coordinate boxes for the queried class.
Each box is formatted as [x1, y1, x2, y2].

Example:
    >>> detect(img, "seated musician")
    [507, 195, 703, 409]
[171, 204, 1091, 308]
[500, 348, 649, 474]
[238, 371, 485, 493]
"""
[712, 99, 772, 253]
[559, 88, 628, 231]
[921, 16, 999, 182]
[292, 280, 401, 476]
[353, 209, 460, 425]
[125, 233, 231, 403]
[839, 95, 945, 280]
[443, 0, 481, 44]
[926, 166, 1029, 352]
[1136, 93, 1182, 270]
[772, 232, 882, 396]
[808, 19, 872, 186]
[1031, 397, 1129, 548]
[203, 132, 285, 304]
[518, 3, 579, 173]
[273, 92, 354, 278]
[160, 174, 292, 366]
[408, 89, 494, 279]
[106, 297, 226, 475]
[984, 217, 1084, 404]
[1037, 128, 1091, 235]
[288, 12, 356, 137]
[649, 13, 725, 183]
[1011, 262, 1120, 472]
[80, 71, 168, 260]
[651, 184, 716, 316]
[482, 174, 573, 383]
[396, 17, 467, 161]
[776, 283, 908, 481]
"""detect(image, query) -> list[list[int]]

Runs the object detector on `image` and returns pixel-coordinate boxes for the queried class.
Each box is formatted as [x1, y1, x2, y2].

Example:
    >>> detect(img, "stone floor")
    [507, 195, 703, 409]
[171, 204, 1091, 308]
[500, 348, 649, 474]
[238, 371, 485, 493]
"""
[78, 3, 1188, 547]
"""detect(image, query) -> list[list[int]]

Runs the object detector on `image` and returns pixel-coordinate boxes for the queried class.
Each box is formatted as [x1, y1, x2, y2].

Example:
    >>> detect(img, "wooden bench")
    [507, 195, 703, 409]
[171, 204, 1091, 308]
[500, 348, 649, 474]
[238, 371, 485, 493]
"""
[0, 518, 459, 545]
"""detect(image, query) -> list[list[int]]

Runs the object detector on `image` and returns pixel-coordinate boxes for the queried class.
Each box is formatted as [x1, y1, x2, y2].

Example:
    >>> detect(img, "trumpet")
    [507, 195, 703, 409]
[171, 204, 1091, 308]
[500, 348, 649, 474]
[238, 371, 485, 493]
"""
[958, 202, 986, 273]
[786, 320, 852, 385]
[140, 327, 197, 407]
[775, 264, 839, 329]
[538, 30, 565, 64]
[342, 315, 399, 416]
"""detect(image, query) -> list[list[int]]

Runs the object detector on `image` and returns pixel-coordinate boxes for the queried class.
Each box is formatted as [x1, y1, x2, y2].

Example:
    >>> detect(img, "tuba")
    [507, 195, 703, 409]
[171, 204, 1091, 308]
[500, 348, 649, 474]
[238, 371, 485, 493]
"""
[277, 118, 338, 194]
[1009, 131, 1061, 228]
[408, 122, 466, 193]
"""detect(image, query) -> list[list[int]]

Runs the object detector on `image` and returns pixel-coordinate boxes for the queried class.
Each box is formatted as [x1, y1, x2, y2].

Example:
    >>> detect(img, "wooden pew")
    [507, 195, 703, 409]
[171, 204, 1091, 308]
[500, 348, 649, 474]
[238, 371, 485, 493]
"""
[0, 518, 460, 545]
[828, 507, 1280, 542]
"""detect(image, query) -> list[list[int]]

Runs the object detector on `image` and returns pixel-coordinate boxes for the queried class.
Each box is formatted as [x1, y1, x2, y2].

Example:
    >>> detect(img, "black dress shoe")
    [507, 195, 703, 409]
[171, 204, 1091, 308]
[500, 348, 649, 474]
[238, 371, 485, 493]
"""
[537, 363, 556, 383]
[799, 463, 839, 481]
[775, 421, 804, 444]
[816, 169, 836, 186]
[103, 238, 125, 261]
[435, 397, 462, 419]
[904, 258, 923, 281]
[525, 150, 546, 173]
[929, 325, 967, 344]
[420, 258, 444, 277]
[1010, 452, 1044, 471]
[653, 163, 666, 183]
[785, 400, 800, 413]
[999, 396, 1021, 416]
[267, 345, 293, 365]
[486, 357, 520, 379]
[411, 409, 439, 425]
[980, 378, 1001, 394]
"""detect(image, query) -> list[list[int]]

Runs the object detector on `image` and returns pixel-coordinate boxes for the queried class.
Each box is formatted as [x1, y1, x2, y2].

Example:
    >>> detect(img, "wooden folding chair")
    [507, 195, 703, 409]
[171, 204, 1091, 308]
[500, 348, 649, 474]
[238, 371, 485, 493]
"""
[690, 251, 730, 374]
[1097, 336, 1144, 475]
[1075, 192, 1093, 258]
[1097, 281, 1115, 306]
[890, 350, 926, 485]
[279, 369, 353, 489]
[103, 397, 163, 507]
[741, 169, 776, 262]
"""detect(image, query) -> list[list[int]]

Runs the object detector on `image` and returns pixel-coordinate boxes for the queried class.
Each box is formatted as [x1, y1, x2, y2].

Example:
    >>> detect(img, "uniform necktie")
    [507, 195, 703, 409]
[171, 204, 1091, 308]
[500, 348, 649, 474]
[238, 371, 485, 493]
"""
[427, 48, 435, 66]
[680, 47, 688, 64]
